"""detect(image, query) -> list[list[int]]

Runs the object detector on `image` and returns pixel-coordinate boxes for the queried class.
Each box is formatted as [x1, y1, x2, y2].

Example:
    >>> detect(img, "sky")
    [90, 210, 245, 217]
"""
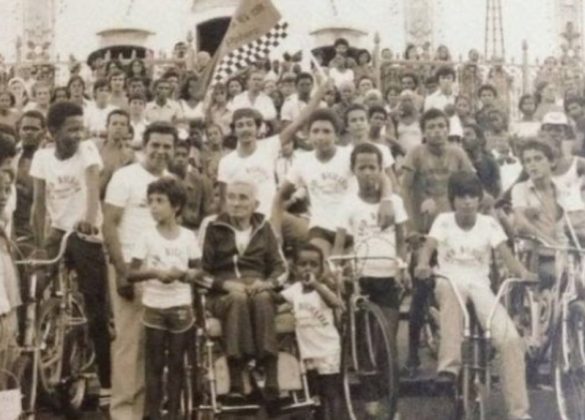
[0, 0, 563, 64]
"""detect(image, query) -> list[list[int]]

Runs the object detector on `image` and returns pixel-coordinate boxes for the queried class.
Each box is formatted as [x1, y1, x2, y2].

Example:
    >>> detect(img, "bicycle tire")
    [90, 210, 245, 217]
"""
[341, 299, 398, 420]
[422, 303, 441, 359]
[37, 297, 92, 417]
[461, 367, 487, 420]
[13, 354, 35, 418]
[553, 300, 585, 420]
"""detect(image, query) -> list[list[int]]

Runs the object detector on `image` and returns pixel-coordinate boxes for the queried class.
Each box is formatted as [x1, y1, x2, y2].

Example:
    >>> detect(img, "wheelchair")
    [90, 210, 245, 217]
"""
[190, 287, 316, 418]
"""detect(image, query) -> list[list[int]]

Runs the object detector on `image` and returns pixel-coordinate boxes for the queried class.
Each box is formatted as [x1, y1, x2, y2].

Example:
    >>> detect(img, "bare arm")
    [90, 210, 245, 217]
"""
[312, 281, 343, 308]
[270, 181, 296, 239]
[401, 168, 417, 232]
[85, 164, 100, 226]
[102, 204, 126, 274]
[279, 80, 329, 147]
[31, 178, 46, 248]
[496, 241, 531, 279]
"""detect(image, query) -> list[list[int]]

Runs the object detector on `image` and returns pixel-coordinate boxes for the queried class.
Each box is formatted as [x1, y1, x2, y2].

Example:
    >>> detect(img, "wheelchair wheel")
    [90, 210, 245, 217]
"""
[553, 300, 585, 420]
[342, 300, 398, 420]
[460, 367, 487, 420]
[422, 301, 441, 359]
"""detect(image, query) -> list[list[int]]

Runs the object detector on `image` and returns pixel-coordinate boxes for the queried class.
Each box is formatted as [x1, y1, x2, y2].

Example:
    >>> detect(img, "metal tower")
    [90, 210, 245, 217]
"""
[484, 0, 505, 61]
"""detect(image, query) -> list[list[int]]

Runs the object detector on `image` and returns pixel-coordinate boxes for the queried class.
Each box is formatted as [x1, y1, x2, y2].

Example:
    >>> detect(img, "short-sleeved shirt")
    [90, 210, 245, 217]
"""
[429, 212, 507, 284]
[287, 146, 353, 231]
[229, 91, 277, 121]
[132, 226, 200, 309]
[105, 163, 166, 262]
[281, 282, 340, 359]
[217, 135, 281, 216]
[145, 100, 183, 123]
[338, 193, 408, 278]
[30, 141, 103, 231]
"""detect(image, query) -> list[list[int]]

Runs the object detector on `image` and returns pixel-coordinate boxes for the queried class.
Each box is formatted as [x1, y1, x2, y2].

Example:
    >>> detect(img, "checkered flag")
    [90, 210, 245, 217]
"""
[211, 20, 288, 85]
[198, 0, 289, 96]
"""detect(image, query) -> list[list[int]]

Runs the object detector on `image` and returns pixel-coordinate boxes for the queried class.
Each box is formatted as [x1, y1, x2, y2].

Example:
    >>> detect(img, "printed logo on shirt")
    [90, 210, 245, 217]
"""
[309, 172, 348, 196]
[47, 176, 82, 201]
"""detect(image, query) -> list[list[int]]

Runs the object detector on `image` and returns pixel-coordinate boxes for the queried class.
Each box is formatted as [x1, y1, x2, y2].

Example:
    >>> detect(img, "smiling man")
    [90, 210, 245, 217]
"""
[103, 121, 177, 420]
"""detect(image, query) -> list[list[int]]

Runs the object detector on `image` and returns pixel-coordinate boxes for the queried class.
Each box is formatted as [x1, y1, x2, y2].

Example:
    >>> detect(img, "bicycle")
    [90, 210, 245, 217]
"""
[328, 255, 403, 420]
[434, 272, 536, 420]
[17, 231, 95, 417]
[506, 235, 585, 420]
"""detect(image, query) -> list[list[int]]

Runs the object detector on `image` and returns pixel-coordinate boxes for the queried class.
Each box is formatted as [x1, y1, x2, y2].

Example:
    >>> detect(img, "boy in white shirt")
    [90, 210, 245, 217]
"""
[273, 109, 395, 257]
[332, 142, 408, 418]
[415, 171, 535, 420]
[30, 101, 111, 403]
[280, 242, 343, 420]
[128, 177, 202, 420]
[85, 79, 118, 138]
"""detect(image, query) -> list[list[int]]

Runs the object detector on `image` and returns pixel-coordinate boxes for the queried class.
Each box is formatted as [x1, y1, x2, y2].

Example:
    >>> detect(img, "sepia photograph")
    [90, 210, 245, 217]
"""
[0, 0, 582, 419]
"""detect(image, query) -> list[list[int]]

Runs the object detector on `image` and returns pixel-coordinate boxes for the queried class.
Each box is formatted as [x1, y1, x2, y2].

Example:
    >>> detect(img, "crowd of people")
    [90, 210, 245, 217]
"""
[0, 35, 584, 420]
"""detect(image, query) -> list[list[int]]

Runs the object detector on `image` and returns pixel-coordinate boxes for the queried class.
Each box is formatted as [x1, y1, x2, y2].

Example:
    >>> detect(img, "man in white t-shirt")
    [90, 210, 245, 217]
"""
[103, 121, 177, 420]
[218, 79, 329, 247]
[415, 171, 533, 420]
[229, 70, 277, 122]
[30, 101, 112, 403]
[84, 79, 118, 139]
[273, 108, 396, 257]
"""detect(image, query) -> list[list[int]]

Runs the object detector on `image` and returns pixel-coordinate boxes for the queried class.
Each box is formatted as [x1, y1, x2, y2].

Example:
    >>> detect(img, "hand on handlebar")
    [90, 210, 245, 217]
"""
[74, 220, 99, 236]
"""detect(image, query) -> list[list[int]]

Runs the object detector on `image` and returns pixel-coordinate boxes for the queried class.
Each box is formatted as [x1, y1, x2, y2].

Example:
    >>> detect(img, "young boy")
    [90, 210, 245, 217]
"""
[280, 242, 343, 420]
[415, 171, 535, 420]
[332, 142, 408, 418]
[128, 177, 202, 420]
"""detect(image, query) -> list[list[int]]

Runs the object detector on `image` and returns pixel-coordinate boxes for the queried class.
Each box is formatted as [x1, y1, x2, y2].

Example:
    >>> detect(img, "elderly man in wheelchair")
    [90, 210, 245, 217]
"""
[198, 179, 313, 413]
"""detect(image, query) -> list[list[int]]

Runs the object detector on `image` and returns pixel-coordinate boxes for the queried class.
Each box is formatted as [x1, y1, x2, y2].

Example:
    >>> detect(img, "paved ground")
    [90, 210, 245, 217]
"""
[37, 302, 561, 420]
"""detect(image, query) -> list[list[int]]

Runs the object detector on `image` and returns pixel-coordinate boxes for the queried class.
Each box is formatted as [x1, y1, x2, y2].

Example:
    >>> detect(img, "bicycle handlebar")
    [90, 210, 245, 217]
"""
[15, 231, 75, 267]
[327, 255, 407, 275]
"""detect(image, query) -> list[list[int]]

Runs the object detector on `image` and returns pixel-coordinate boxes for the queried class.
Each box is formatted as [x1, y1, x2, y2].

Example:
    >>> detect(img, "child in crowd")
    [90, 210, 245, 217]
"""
[333, 142, 408, 418]
[128, 177, 202, 420]
[280, 242, 343, 420]
[415, 171, 535, 420]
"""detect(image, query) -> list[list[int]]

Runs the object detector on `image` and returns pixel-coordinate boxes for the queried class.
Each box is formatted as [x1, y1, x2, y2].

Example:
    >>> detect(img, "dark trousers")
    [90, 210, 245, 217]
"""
[46, 229, 111, 389]
[208, 289, 277, 360]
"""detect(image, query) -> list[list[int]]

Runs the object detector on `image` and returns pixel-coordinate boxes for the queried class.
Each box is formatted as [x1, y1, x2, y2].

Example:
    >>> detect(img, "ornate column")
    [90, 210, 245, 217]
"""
[555, 0, 583, 60]
[22, 0, 55, 62]
[403, 0, 434, 48]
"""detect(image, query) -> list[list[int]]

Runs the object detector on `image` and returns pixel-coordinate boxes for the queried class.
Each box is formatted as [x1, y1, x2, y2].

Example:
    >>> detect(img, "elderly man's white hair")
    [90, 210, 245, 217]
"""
[227, 178, 258, 200]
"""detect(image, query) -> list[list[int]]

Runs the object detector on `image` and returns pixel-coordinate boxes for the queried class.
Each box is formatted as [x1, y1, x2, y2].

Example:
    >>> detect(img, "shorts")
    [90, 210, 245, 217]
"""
[142, 305, 195, 334]
[305, 351, 341, 375]
[359, 277, 401, 310]
[308, 227, 353, 247]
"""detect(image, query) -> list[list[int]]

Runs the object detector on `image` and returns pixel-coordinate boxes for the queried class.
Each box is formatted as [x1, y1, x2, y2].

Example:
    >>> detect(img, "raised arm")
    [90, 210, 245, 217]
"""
[279, 78, 330, 147]
[271, 180, 297, 241]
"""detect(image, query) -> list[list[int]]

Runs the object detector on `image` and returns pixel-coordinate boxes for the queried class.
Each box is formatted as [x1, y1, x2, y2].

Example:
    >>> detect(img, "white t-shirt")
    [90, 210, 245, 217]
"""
[105, 162, 166, 262]
[397, 120, 423, 154]
[287, 146, 353, 231]
[329, 68, 355, 89]
[132, 226, 200, 309]
[428, 212, 507, 285]
[30, 141, 103, 232]
[84, 103, 118, 134]
[234, 226, 252, 255]
[217, 135, 281, 216]
[281, 282, 340, 359]
[346, 142, 395, 194]
[229, 91, 277, 121]
[338, 194, 408, 278]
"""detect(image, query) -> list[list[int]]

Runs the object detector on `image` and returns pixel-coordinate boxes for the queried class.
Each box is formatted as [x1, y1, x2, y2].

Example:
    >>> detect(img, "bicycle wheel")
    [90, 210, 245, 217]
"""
[460, 366, 487, 420]
[554, 300, 585, 420]
[342, 300, 398, 420]
[13, 354, 35, 418]
[422, 302, 441, 359]
[37, 297, 92, 417]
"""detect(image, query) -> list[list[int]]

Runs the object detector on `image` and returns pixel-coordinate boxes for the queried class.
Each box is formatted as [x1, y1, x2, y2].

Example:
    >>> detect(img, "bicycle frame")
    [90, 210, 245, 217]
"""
[14, 230, 74, 414]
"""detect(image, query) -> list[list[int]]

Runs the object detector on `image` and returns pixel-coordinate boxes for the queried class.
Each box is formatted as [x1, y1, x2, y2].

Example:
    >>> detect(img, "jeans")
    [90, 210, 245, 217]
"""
[435, 276, 530, 420]
[45, 229, 111, 390]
